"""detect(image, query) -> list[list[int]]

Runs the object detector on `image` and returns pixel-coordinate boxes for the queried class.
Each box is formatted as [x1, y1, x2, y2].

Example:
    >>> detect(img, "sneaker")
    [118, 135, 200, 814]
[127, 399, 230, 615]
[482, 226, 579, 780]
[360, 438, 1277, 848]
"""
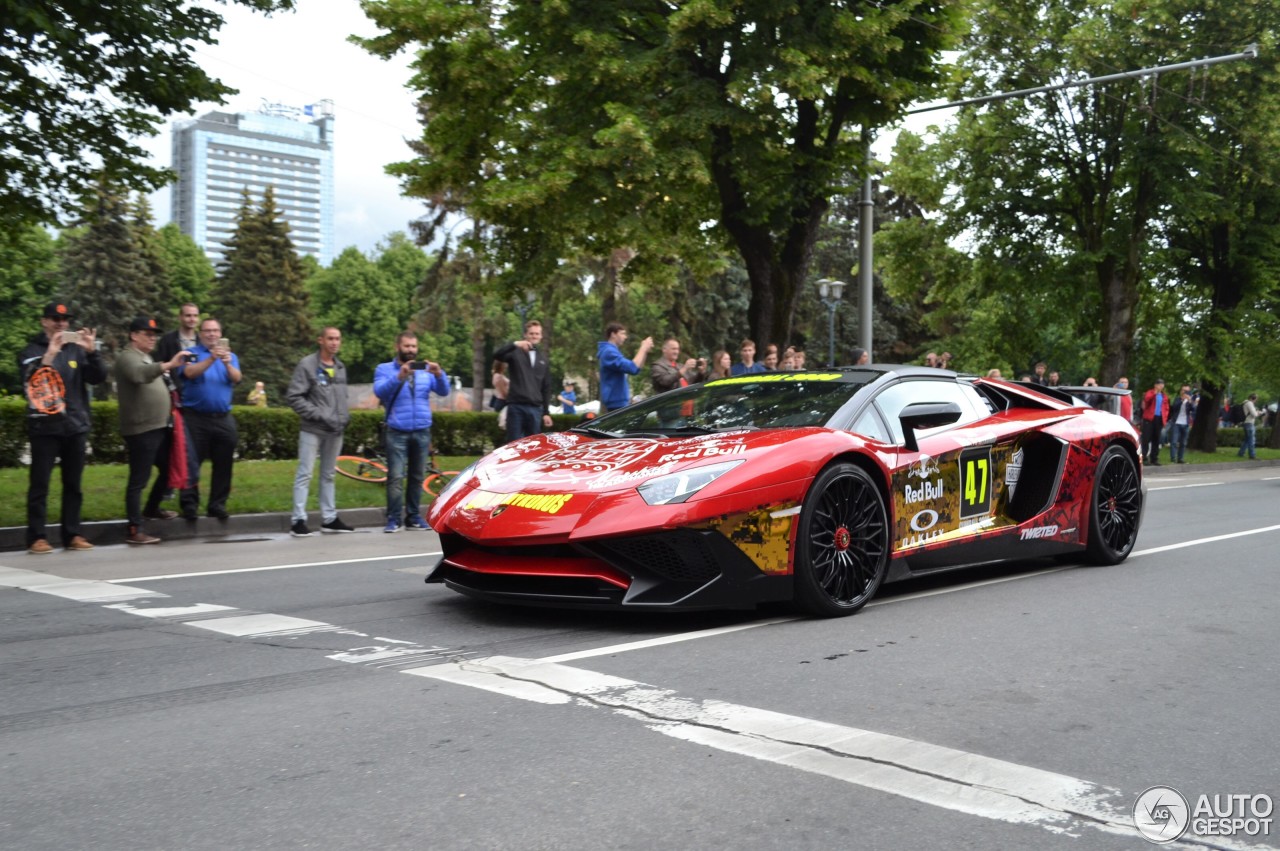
[144, 509, 179, 520]
[28, 539, 53, 555]
[321, 517, 355, 534]
[66, 536, 94, 551]
[404, 516, 428, 531]
[384, 520, 402, 534]
[290, 520, 313, 537]
[126, 526, 161, 545]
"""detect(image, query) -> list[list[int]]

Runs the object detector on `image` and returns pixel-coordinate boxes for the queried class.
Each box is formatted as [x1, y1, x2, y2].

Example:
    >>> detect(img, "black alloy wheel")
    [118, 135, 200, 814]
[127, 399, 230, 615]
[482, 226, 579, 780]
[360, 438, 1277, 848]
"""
[1085, 445, 1141, 564]
[794, 462, 890, 617]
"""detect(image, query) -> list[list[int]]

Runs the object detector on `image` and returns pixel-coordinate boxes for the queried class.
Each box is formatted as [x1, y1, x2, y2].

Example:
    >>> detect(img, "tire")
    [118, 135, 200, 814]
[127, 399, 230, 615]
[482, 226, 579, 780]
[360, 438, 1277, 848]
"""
[335, 455, 388, 483]
[793, 462, 890, 617]
[1085, 445, 1141, 564]
[423, 471, 459, 497]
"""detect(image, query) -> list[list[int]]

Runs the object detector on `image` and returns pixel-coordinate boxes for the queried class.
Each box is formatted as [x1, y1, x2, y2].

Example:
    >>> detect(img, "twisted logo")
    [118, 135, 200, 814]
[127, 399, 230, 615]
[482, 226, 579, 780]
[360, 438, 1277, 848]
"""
[1134, 786, 1190, 843]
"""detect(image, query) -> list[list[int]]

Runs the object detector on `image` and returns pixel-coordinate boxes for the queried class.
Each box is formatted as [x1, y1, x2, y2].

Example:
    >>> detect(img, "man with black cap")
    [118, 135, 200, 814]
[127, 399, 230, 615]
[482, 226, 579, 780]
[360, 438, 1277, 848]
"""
[17, 302, 107, 554]
[115, 316, 193, 544]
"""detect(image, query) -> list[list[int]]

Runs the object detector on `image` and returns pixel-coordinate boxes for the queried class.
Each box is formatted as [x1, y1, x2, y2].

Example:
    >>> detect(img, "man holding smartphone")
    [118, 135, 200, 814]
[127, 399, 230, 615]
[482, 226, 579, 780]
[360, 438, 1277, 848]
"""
[177, 317, 241, 520]
[18, 302, 107, 553]
[373, 331, 450, 533]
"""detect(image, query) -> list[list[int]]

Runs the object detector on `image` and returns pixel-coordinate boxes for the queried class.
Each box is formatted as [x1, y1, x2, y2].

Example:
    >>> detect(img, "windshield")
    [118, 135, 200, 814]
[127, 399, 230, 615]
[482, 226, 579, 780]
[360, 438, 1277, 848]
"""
[575, 372, 876, 436]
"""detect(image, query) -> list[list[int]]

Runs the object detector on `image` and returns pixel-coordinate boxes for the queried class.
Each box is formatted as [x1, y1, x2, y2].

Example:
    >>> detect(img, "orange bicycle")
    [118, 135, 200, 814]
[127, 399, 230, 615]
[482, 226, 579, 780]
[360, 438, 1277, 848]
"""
[336, 446, 456, 495]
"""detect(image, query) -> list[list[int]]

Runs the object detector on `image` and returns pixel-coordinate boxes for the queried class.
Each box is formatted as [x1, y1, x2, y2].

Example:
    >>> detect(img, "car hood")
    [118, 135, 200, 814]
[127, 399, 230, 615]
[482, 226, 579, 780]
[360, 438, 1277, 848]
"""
[469, 428, 807, 495]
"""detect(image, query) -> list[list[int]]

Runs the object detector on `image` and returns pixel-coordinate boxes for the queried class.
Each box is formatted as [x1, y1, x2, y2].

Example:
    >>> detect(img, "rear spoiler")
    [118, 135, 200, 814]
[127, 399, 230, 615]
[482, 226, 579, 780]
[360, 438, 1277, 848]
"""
[1020, 383, 1131, 416]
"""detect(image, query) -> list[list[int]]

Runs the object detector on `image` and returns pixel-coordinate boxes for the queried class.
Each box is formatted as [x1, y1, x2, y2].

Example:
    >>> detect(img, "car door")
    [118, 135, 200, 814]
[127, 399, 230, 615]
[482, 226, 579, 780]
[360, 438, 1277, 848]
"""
[872, 378, 1025, 556]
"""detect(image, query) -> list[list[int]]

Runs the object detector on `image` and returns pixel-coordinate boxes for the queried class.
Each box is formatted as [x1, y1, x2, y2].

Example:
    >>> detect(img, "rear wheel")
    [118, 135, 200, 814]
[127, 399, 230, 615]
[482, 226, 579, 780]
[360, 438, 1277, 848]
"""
[794, 463, 889, 617]
[1085, 445, 1141, 564]
[335, 455, 388, 483]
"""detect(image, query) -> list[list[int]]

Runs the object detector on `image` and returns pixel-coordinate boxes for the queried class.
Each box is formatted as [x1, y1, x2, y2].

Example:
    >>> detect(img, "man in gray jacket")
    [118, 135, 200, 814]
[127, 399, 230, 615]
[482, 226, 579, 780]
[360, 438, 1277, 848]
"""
[285, 326, 354, 536]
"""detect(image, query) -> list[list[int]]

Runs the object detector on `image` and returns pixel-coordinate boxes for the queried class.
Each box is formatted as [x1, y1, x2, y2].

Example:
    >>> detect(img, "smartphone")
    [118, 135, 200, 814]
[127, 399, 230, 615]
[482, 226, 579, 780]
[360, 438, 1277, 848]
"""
[184, 353, 199, 363]
[409, 361, 429, 370]
[216, 338, 230, 351]
[61, 330, 82, 347]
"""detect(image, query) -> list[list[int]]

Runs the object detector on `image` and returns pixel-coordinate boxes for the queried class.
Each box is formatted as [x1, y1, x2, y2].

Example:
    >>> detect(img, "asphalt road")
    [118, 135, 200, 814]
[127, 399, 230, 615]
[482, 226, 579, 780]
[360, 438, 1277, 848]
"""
[2, 466, 1277, 850]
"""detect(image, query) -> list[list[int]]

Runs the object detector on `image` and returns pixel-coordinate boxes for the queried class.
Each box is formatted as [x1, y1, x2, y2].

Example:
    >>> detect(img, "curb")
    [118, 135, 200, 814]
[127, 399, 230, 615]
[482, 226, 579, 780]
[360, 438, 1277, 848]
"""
[1, 506, 390, 553]
[1143, 458, 1280, 475]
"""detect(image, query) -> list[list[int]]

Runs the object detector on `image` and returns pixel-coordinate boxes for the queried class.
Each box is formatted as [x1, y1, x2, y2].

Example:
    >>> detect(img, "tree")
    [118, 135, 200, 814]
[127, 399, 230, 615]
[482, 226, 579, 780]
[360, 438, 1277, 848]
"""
[308, 247, 406, 382]
[59, 182, 165, 353]
[1, 0, 293, 232]
[211, 187, 313, 401]
[0, 224, 59, 393]
[156, 223, 215, 312]
[358, 0, 963, 346]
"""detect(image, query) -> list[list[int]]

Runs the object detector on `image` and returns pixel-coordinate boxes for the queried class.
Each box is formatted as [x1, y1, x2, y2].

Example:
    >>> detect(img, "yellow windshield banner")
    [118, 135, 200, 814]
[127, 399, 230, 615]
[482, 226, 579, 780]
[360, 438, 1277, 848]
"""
[705, 372, 842, 387]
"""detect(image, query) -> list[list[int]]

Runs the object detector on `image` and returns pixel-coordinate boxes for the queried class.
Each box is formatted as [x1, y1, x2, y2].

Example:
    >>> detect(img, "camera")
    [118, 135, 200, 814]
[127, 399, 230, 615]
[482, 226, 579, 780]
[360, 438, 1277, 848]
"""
[184, 353, 198, 363]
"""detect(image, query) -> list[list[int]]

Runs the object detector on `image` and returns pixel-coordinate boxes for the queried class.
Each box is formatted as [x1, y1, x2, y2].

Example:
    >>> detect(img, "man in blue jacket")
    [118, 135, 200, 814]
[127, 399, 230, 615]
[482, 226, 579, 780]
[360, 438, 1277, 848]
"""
[597, 322, 654, 413]
[373, 331, 450, 533]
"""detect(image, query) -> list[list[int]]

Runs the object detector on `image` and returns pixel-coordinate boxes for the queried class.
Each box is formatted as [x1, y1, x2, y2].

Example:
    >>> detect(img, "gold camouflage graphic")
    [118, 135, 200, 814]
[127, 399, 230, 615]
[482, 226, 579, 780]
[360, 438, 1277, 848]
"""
[699, 506, 796, 575]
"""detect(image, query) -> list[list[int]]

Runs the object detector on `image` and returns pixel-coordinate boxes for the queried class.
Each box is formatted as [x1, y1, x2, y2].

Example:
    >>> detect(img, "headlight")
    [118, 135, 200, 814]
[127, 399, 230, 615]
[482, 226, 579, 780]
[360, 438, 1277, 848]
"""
[434, 461, 477, 504]
[637, 460, 744, 506]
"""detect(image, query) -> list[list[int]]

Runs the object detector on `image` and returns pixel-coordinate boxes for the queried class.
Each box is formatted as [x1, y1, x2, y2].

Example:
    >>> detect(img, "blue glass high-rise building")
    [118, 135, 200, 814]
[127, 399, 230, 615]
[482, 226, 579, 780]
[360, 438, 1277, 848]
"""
[171, 101, 335, 267]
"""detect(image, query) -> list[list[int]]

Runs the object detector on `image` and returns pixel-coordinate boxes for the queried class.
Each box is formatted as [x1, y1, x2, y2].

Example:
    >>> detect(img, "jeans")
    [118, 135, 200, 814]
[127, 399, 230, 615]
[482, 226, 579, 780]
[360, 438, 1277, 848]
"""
[386, 427, 431, 523]
[26, 432, 87, 545]
[1167, 422, 1189, 463]
[124, 427, 171, 525]
[505, 403, 542, 442]
[1238, 423, 1257, 458]
[293, 430, 342, 523]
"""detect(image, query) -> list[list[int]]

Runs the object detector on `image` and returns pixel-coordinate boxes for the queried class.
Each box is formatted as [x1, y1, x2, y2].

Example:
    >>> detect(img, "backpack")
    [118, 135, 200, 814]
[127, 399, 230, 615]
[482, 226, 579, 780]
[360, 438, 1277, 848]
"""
[24, 365, 66, 416]
[1230, 403, 1245, 424]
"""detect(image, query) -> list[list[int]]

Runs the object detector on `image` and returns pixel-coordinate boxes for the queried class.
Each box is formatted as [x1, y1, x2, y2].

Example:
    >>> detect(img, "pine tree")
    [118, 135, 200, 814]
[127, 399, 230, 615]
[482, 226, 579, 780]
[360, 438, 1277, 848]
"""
[59, 180, 164, 354]
[211, 186, 314, 401]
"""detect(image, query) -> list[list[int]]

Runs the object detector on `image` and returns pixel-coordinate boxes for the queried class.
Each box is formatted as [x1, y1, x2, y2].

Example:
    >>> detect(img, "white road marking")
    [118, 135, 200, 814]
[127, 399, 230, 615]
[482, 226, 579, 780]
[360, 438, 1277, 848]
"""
[0, 566, 164, 603]
[1263, 476, 1280, 481]
[111, 551, 439, 583]
[1, 564, 1267, 847]
[403, 656, 1140, 843]
[539, 617, 798, 663]
[1147, 482, 1224, 491]
[1130, 524, 1280, 558]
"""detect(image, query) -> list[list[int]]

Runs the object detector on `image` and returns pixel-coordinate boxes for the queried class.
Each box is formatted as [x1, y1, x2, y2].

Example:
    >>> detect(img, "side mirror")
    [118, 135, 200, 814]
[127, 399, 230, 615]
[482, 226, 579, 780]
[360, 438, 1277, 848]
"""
[899, 402, 963, 452]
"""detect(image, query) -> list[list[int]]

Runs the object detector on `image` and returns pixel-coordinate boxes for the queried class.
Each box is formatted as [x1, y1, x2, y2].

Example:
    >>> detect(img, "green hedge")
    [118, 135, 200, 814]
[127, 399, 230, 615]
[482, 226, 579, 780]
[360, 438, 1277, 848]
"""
[1212, 425, 1272, 447]
[0, 399, 582, 467]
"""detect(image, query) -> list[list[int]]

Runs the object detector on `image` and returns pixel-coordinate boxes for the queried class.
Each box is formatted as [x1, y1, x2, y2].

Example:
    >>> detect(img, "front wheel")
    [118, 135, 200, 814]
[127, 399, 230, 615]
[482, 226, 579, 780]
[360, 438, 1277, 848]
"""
[793, 462, 890, 617]
[336, 455, 388, 483]
[1085, 445, 1141, 564]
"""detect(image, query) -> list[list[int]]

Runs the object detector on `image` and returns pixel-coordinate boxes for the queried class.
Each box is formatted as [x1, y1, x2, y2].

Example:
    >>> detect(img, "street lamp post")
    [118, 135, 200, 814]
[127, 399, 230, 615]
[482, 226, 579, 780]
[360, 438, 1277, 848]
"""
[817, 278, 846, 367]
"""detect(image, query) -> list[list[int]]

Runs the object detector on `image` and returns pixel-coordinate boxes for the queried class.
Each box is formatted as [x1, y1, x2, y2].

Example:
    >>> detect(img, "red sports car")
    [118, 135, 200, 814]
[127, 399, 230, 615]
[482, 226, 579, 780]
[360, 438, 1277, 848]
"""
[425, 366, 1144, 617]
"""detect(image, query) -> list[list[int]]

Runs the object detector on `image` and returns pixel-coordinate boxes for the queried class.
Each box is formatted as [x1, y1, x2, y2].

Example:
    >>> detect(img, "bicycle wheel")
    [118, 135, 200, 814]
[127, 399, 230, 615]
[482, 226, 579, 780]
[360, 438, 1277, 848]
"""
[423, 470, 460, 497]
[336, 455, 388, 483]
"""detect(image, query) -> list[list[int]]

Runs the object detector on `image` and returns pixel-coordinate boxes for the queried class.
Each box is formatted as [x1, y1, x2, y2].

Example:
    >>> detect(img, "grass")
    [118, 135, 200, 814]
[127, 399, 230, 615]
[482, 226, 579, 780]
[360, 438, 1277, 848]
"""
[1163, 446, 1279, 465]
[0, 455, 479, 527]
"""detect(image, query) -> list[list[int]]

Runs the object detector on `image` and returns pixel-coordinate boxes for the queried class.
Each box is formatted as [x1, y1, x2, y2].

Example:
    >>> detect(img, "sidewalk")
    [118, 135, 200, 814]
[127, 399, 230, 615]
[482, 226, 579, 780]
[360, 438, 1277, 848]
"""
[0, 507, 390, 553]
[3, 458, 1275, 553]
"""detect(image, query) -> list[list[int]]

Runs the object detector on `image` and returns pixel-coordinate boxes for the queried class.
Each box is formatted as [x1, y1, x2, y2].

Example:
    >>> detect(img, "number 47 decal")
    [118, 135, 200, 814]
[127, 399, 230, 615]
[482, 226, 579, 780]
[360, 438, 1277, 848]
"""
[960, 447, 991, 519]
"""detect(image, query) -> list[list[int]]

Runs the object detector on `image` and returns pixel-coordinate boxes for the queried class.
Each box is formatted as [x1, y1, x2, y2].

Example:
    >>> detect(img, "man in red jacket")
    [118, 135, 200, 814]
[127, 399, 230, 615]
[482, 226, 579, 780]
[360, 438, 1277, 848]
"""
[1140, 378, 1169, 466]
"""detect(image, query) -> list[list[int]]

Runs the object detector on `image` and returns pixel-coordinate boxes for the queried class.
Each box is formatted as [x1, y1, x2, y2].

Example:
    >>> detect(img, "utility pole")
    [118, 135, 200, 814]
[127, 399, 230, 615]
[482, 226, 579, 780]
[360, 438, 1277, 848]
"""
[855, 45, 1258, 359]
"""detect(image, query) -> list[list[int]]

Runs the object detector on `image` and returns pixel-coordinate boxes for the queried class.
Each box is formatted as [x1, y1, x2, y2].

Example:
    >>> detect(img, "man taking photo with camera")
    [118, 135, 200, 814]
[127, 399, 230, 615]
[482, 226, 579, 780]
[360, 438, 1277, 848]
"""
[373, 331, 450, 533]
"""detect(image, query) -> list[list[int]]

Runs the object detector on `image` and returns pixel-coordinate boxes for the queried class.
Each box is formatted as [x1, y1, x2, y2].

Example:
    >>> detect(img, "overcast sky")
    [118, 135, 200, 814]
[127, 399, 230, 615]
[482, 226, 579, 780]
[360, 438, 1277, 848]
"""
[140, 2, 426, 258]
